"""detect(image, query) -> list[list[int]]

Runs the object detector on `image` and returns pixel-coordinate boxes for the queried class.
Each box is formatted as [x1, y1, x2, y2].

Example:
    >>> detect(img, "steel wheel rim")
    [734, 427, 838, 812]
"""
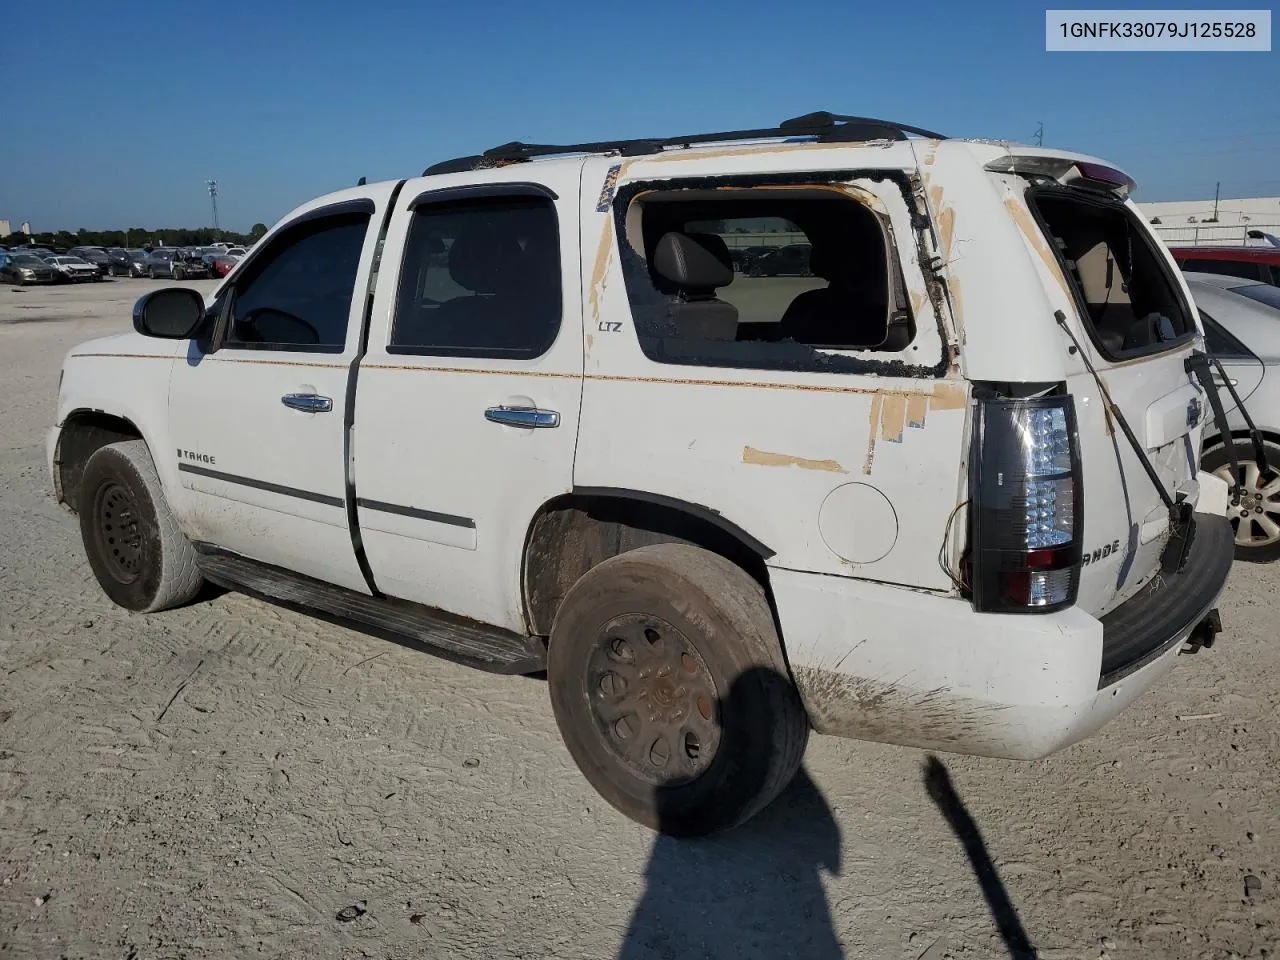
[92, 480, 144, 583]
[1213, 460, 1280, 547]
[585, 614, 721, 787]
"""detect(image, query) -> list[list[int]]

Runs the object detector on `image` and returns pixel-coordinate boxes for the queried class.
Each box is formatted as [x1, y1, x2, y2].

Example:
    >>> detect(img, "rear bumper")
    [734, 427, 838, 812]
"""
[772, 512, 1233, 760]
[1098, 513, 1233, 686]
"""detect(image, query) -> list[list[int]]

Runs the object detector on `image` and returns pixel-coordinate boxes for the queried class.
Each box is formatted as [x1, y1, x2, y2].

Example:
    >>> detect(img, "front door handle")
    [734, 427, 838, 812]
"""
[1213, 376, 1239, 387]
[484, 405, 560, 429]
[282, 393, 333, 413]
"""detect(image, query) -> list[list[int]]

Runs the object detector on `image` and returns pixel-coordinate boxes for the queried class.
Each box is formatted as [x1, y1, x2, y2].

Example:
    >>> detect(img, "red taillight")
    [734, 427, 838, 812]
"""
[969, 392, 1083, 613]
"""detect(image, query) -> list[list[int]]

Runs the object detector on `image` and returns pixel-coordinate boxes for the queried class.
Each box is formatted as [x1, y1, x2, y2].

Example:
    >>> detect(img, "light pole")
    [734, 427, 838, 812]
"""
[207, 180, 220, 235]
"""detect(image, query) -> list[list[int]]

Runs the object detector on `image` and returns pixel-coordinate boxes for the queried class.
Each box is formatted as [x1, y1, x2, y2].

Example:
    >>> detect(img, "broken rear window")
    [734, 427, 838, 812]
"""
[613, 184, 918, 374]
[1030, 189, 1195, 359]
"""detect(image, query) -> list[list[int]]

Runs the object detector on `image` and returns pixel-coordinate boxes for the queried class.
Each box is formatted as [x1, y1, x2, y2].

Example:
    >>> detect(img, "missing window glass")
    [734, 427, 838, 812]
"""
[614, 182, 916, 374]
[1029, 188, 1193, 360]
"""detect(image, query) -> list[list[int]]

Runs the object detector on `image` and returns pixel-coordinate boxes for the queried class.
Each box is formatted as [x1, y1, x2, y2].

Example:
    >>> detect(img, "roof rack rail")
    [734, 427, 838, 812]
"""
[422, 111, 947, 176]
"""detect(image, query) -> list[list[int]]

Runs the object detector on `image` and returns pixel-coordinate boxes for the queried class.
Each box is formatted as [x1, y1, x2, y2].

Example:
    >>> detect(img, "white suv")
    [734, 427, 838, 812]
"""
[49, 112, 1238, 836]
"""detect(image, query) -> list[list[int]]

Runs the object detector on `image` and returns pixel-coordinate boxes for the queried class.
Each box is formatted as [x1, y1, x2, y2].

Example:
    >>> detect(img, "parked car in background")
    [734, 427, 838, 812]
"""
[1186, 272, 1280, 561]
[208, 253, 241, 278]
[1171, 245, 1280, 287]
[1, 253, 58, 284]
[730, 244, 774, 273]
[1245, 229, 1280, 248]
[43, 255, 102, 283]
[68, 247, 114, 278]
[744, 242, 813, 277]
[103, 248, 135, 277]
[124, 249, 150, 277]
[141, 247, 209, 280]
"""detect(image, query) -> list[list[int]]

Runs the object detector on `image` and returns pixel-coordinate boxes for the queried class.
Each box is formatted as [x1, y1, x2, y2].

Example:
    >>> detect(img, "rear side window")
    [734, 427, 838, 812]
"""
[1232, 282, 1280, 311]
[1198, 311, 1254, 359]
[389, 195, 561, 359]
[1179, 258, 1266, 282]
[613, 183, 917, 375]
[1031, 190, 1193, 359]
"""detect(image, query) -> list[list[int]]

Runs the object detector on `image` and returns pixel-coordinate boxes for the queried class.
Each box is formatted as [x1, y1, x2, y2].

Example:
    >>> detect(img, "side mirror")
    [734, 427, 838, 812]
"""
[132, 288, 207, 339]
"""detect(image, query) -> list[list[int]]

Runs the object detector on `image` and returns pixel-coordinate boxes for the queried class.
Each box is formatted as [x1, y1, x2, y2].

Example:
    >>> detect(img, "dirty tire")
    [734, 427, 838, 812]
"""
[1202, 438, 1280, 562]
[548, 543, 808, 837]
[78, 440, 204, 613]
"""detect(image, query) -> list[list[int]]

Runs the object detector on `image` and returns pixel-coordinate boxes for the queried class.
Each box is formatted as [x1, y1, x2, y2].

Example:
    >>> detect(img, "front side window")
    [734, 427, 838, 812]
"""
[612, 183, 916, 374]
[389, 194, 561, 359]
[224, 212, 370, 352]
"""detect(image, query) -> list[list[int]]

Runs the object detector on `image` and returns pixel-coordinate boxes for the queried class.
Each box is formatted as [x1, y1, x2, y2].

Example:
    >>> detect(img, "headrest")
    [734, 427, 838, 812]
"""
[448, 226, 524, 294]
[653, 232, 733, 290]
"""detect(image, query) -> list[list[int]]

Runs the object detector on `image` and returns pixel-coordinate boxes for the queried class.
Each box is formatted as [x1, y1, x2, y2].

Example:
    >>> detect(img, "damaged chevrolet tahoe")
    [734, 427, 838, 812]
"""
[49, 112, 1244, 836]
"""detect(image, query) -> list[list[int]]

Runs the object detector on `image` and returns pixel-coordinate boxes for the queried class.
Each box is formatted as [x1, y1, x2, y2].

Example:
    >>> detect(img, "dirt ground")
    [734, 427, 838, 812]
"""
[1, 279, 1277, 960]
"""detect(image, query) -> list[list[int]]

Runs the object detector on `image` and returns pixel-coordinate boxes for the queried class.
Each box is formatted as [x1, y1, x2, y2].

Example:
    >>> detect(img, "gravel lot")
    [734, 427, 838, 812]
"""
[1, 279, 1277, 960]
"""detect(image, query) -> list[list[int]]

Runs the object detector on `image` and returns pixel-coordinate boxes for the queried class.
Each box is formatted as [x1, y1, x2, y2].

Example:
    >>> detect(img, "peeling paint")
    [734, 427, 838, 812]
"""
[1003, 195, 1074, 304]
[863, 394, 883, 475]
[862, 381, 969, 474]
[879, 394, 907, 443]
[588, 217, 615, 325]
[742, 445, 847, 473]
[906, 394, 929, 429]
[641, 140, 877, 164]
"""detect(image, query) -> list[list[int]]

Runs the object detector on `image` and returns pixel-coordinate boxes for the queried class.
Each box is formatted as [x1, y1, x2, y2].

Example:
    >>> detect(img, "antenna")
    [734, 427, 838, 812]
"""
[1033, 121, 1044, 147]
[206, 180, 220, 233]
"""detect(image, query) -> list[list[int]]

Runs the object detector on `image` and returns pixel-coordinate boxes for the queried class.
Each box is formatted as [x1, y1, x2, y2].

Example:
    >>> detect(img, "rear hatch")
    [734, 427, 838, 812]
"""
[993, 154, 1208, 619]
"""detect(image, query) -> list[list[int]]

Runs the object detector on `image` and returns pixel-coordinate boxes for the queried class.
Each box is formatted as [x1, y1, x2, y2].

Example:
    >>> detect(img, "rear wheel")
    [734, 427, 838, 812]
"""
[1203, 438, 1280, 562]
[147, 266, 156, 279]
[173, 265, 185, 280]
[78, 440, 204, 612]
[547, 543, 808, 836]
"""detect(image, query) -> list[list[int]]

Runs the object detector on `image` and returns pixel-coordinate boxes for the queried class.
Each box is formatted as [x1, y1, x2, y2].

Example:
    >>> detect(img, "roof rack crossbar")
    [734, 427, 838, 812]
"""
[422, 111, 947, 176]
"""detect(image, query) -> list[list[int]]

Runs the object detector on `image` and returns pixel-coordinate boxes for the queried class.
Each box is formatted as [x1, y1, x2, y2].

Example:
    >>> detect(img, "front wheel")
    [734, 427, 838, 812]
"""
[77, 440, 204, 612]
[173, 266, 184, 280]
[1203, 438, 1280, 562]
[147, 266, 156, 279]
[548, 543, 809, 837]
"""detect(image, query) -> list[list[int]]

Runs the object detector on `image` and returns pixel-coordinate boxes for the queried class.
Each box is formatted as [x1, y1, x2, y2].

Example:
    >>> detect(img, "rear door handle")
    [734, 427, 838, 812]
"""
[281, 393, 333, 413]
[484, 405, 560, 428]
[1213, 376, 1239, 387]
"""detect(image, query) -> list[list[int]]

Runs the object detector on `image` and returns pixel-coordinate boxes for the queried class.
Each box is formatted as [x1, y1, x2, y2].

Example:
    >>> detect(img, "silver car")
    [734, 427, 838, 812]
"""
[1187, 272, 1280, 561]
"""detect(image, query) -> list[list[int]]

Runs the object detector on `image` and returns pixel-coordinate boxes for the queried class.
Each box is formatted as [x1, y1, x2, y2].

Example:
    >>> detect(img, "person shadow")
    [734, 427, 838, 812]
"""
[618, 667, 843, 960]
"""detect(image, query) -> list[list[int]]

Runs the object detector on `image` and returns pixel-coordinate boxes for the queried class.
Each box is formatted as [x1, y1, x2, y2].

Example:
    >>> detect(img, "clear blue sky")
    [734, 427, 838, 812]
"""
[3, 0, 1276, 233]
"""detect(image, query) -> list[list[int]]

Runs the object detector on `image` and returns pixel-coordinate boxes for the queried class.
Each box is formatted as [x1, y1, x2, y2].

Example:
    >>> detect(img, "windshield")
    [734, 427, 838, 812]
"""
[13, 256, 44, 265]
[1234, 283, 1280, 311]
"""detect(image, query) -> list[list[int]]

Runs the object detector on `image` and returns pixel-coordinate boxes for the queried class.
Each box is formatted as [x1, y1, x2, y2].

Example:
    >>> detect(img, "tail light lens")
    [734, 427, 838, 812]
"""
[969, 394, 1083, 613]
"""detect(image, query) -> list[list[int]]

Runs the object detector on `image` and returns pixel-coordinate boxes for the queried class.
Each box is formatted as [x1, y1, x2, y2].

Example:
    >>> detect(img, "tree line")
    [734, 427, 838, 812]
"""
[3, 223, 270, 251]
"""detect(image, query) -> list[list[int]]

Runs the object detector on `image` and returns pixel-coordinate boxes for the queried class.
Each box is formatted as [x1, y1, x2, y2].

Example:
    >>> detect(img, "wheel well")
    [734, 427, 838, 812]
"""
[522, 492, 774, 638]
[1202, 427, 1280, 450]
[55, 411, 143, 512]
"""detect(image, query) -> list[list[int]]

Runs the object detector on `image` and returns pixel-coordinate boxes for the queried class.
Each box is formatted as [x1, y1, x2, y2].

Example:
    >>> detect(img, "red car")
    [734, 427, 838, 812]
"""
[1169, 244, 1280, 287]
[210, 255, 240, 278]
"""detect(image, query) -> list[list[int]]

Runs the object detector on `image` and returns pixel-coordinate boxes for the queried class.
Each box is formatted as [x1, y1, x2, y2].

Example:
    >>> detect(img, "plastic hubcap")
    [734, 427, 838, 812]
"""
[94, 481, 143, 583]
[586, 614, 721, 786]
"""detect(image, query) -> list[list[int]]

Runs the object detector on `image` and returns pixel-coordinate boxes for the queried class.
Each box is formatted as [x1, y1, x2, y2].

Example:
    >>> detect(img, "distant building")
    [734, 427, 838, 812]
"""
[1137, 197, 1280, 246]
[0, 219, 10, 237]
[20, 221, 31, 236]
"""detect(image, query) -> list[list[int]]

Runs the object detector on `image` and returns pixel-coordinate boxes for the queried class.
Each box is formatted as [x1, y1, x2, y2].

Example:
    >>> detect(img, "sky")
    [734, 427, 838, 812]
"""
[2, 0, 1277, 233]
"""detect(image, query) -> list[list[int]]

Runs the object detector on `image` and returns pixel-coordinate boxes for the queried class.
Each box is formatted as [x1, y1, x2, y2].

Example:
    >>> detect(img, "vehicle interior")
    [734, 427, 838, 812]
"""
[1032, 190, 1194, 357]
[620, 188, 912, 361]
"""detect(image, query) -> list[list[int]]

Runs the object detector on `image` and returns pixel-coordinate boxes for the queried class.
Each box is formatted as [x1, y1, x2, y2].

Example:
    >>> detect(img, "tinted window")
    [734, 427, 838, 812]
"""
[1199, 311, 1252, 358]
[225, 213, 369, 352]
[1180, 258, 1265, 282]
[1232, 283, 1280, 312]
[389, 195, 561, 359]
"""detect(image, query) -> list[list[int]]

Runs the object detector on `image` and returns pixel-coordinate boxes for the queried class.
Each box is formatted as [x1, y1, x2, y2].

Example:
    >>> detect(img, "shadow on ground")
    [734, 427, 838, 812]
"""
[617, 667, 1036, 960]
